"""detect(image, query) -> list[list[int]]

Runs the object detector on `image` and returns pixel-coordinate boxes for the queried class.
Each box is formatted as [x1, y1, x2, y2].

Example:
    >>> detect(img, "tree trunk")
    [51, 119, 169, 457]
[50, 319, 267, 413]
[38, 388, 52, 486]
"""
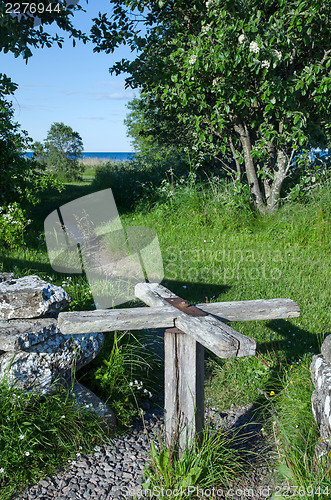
[267, 150, 288, 212]
[234, 123, 266, 214]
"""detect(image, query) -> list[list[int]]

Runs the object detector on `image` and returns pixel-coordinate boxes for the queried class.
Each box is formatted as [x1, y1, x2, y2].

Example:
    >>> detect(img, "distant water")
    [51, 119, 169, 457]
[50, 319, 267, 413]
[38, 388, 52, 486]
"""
[82, 152, 135, 161]
[24, 152, 135, 161]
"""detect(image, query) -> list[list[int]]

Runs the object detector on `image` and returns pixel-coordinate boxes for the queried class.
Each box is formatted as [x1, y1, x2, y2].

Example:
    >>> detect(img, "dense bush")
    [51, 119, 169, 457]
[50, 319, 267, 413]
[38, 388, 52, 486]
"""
[92, 149, 187, 210]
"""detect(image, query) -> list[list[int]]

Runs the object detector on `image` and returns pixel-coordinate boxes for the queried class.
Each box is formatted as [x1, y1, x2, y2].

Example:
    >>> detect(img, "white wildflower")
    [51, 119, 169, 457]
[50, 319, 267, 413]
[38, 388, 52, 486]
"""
[189, 54, 197, 65]
[0, 468, 4, 474]
[201, 24, 211, 35]
[61, 415, 65, 419]
[19, 434, 25, 440]
[25, 451, 30, 456]
[261, 60, 270, 70]
[206, 0, 217, 9]
[273, 49, 282, 60]
[238, 34, 245, 44]
[249, 41, 260, 54]
[129, 382, 133, 387]
[148, 392, 153, 398]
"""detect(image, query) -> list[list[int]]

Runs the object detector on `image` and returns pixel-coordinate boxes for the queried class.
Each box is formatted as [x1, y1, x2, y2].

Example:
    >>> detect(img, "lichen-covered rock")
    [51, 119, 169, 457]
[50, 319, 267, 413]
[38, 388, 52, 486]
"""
[311, 353, 331, 453]
[0, 331, 104, 394]
[0, 318, 59, 351]
[0, 275, 70, 320]
[70, 381, 116, 430]
[0, 273, 14, 283]
[321, 335, 331, 364]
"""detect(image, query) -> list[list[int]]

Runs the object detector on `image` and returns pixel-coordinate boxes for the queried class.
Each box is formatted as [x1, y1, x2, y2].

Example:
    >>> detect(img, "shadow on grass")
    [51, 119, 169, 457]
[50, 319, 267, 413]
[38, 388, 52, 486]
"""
[257, 318, 326, 364]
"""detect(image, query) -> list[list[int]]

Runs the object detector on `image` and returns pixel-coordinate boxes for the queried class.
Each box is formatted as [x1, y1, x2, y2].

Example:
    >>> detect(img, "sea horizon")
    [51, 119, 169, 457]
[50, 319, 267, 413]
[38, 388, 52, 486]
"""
[24, 151, 136, 161]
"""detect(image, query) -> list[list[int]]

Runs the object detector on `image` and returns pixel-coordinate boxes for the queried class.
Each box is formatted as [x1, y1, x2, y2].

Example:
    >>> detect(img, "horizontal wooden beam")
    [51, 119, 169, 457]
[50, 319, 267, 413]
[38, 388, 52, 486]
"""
[200, 297, 300, 322]
[58, 296, 300, 336]
[58, 306, 176, 335]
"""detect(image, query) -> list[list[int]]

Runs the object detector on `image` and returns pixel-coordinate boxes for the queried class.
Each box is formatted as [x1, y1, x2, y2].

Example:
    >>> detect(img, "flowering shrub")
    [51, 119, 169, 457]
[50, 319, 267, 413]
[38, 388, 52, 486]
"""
[0, 203, 30, 248]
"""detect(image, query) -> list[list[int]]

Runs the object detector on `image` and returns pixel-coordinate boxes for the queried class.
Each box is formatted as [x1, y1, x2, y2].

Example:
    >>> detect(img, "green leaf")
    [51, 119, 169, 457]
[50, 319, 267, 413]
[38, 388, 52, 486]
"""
[275, 463, 294, 480]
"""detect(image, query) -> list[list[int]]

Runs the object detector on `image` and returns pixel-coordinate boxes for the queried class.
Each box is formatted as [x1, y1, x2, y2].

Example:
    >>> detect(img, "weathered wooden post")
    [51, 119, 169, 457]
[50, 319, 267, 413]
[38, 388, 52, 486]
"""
[58, 284, 300, 454]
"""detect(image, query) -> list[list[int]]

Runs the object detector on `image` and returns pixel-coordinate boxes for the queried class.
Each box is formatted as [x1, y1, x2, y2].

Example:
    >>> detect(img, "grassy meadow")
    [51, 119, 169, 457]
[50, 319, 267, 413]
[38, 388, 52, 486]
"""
[0, 158, 330, 498]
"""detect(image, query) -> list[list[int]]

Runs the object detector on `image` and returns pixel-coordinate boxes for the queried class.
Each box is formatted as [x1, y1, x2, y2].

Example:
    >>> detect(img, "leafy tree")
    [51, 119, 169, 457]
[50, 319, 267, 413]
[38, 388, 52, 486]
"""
[92, 0, 331, 213]
[0, 2, 87, 245]
[125, 94, 194, 154]
[33, 122, 84, 181]
[0, 0, 87, 60]
[0, 76, 60, 246]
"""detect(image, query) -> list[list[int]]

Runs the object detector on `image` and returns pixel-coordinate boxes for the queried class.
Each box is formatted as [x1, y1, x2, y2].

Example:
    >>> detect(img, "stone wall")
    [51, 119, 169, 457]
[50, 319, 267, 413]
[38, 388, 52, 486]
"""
[0, 273, 115, 427]
[311, 335, 331, 457]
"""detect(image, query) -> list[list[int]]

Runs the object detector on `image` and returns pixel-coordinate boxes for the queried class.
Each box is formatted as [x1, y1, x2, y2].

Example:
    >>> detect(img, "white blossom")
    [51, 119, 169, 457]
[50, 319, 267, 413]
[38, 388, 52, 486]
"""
[189, 54, 197, 65]
[25, 451, 30, 456]
[261, 60, 270, 69]
[0, 468, 4, 474]
[249, 41, 260, 54]
[201, 25, 211, 35]
[273, 50, 282, 60]
[238, 34, 245, 44]
[19, 434, 25, 440]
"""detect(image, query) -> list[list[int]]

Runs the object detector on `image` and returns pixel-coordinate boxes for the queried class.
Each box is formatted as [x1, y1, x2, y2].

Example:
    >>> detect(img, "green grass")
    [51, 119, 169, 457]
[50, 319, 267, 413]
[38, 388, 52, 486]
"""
[0, 380, 106, 500]
[142, 424, 249, 499]
[0, 162, 330, 497]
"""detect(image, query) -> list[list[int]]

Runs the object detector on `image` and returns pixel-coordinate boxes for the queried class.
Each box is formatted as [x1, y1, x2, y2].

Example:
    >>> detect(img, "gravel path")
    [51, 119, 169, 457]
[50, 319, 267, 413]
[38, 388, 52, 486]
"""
[13, 403, 279, 500]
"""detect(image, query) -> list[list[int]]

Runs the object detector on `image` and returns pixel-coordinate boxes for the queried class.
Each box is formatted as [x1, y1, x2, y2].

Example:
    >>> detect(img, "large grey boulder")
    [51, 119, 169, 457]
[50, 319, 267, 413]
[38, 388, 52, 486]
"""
[321, 335, 331, 364]
[0, 274, 114, 427]
[311, 352, 331, 456]
[0, 318, 59, 351]
[0, 329, 104, 394]
[0, 275, 70, 320]
[70, 381, 116, 430]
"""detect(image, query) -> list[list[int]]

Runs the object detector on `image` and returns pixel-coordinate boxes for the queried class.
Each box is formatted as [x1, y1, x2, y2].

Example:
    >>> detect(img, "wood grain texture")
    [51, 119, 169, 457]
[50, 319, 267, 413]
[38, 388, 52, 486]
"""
[58, 290, 300, 336]
[58, 306, 176, 334]
[164, 330, 204, 451]
[135, 283, 256, 358]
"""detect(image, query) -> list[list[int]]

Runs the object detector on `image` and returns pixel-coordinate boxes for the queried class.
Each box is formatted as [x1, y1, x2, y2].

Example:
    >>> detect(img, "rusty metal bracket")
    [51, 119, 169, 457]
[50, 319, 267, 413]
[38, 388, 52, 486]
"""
[164, 297, 207, 317]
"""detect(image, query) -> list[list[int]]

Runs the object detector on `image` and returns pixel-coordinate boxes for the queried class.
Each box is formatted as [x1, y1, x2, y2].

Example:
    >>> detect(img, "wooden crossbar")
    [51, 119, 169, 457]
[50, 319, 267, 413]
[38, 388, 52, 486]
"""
[58, 298, 300, 335]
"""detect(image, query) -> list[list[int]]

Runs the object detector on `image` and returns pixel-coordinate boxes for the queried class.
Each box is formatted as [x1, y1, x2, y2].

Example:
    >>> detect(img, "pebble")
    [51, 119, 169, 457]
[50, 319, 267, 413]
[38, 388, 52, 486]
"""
[12, 402, 277, 499]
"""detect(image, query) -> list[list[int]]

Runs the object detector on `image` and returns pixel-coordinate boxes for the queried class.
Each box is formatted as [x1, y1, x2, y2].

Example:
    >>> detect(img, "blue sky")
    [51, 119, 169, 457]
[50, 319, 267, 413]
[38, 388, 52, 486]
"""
[0, 0, 138, 152]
